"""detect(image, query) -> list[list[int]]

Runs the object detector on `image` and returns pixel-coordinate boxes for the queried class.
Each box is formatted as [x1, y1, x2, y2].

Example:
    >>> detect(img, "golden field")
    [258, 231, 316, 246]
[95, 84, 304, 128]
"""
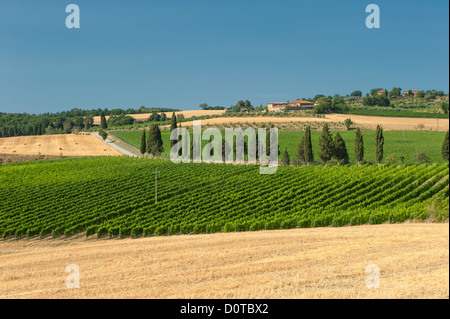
[168, 114, 448, 131]
[0, 223, 448, 299]
[0, 134, 122, 158]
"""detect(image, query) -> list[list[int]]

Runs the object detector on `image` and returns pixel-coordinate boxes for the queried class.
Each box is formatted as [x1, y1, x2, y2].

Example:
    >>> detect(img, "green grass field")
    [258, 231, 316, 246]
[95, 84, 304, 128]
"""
[0, 157, 448, 239]
[110, 130, 448, 165]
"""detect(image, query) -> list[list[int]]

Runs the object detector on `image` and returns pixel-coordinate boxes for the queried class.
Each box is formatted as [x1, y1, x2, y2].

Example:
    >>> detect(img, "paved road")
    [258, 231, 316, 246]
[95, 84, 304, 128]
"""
[93, 132, 137, 157]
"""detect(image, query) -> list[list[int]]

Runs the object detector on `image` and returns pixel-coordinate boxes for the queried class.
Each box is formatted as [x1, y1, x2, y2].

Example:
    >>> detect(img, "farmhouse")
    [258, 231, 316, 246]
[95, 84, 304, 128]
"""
[268, 99, 315, 112]
[402, 89, 423, 97]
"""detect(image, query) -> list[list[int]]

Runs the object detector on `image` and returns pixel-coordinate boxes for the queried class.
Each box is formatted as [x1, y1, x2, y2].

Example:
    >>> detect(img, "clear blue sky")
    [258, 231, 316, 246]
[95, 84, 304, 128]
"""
[0, 0, 448, 114]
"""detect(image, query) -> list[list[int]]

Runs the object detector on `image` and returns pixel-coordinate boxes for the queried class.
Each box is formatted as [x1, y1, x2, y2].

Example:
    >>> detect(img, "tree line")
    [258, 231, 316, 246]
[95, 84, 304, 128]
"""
[0, 107, 178, 138]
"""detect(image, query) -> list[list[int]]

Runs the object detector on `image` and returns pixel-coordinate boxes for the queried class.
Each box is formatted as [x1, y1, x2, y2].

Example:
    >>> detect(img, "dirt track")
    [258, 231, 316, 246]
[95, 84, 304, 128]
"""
[0, 134, 123, 157]
[0, 223, 447, 299]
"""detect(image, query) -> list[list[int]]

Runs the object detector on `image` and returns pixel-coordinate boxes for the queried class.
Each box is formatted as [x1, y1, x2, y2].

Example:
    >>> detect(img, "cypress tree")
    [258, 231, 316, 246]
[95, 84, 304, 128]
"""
[282, 149, 290, 166]
[355, 128, 364, 165]
[304, 126, 314, 165]
[147, 124, 164, 156]
[100, 112, 108, 130]
[265, 125, 279, 157]
[375, 125, 384, 165]
[170, 112, 177, 148]
[209, 135, 214, 157]
[297, 135, 306, 165]
[318, 124, 334, 165]
[442, 130, 449, 162]
[140, 130, 146, 155]
[265, 126, 271, 156]
[178, 123, 182, 156]
[333, 132, 349, 165]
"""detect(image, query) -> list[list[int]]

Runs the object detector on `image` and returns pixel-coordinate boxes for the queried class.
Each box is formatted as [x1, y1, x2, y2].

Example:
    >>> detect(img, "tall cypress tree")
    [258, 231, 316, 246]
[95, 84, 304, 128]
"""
[140, 130, 146, 155]
[304, 126, 314, 165]
[147, 124, 164, 156]
[265, 125, 271, 156]
[265, 124, 279, 157]
[355, 127, 364, 165]
[375, 125, 384, 165]
[170, 112, 177, 149]
[333, 132, 349, 165]
[209, 135, 214, 157]
[318, 124, 334, 165]
[442, 130, 449, 162]
[178, 123, 183, 156]
[100, 112, 108, 130]
[297, 134, 306, 165]
[282, 149, 290, 166]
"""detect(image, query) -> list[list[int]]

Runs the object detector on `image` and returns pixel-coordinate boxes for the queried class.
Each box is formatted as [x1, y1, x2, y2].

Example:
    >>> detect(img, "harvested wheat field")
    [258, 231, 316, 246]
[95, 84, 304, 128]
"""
[93, 110, 226, 125]
[164, 114, 448, 131]
[0, 134, 122, 157]
[327, 114, 449, 131]
[0, 223, 448, 299]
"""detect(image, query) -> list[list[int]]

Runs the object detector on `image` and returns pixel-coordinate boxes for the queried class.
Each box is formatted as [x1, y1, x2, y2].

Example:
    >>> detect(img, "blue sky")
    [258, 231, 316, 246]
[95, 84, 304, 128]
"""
[0, 0, 448, 114]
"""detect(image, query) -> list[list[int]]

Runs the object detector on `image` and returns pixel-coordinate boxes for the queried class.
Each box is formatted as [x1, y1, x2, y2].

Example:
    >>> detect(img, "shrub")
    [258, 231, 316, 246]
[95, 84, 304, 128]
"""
[99, 130, 108, 140]
[344, 118, 353, 130]
[414, 151, 431, 165]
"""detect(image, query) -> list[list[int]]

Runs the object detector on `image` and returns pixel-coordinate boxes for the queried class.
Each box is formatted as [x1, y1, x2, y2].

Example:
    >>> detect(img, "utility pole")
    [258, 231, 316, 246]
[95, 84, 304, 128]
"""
[153, 167, 160, 203]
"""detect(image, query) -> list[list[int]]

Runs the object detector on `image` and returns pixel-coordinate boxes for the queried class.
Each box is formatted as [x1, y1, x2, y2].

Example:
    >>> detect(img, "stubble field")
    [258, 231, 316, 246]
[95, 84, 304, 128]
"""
[0, 223, 448, 299]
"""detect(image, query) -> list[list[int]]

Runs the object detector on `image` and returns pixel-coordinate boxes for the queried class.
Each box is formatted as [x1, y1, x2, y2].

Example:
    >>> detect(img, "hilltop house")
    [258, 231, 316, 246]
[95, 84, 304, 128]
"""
[402, 89, 423, 97]
[268, 99, 315, 112]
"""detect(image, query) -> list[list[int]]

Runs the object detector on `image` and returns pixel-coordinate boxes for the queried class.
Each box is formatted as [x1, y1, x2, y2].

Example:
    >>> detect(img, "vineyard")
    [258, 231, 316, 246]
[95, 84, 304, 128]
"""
[0, 157, 448, 240]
